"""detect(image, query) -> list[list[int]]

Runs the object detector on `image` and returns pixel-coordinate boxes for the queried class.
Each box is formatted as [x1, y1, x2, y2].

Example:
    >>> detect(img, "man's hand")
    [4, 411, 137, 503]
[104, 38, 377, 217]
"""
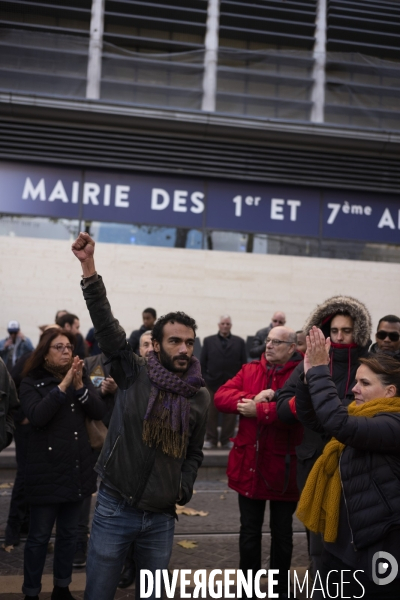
[237, 399, 257, 418]
[253, 389, 275, 403]
[71, 232, 96, 277]
[304, 326, 331, 375]
[101, 377, 118, 396]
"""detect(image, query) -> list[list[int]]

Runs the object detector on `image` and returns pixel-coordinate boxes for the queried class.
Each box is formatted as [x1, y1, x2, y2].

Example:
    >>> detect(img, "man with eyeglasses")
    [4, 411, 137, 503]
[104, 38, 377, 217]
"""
[370, 314, 400, 359]
[214, 326, 303, 600]
[249, 311, 286, 359]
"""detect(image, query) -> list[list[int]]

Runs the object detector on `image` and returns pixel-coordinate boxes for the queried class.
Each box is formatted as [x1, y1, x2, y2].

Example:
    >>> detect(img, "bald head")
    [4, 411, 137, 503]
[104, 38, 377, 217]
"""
[265, 326, 296, 365]
[271, 311, 286, 328]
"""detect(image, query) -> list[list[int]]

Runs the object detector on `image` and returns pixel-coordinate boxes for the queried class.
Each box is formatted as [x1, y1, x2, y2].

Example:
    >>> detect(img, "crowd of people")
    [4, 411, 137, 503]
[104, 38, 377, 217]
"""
[0, 231, 400, 600]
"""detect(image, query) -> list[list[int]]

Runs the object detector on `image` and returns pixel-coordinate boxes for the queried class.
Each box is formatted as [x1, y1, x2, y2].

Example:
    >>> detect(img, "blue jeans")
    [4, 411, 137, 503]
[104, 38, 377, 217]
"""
[23, 500, 84, 596]
[84, 486, 175, 600]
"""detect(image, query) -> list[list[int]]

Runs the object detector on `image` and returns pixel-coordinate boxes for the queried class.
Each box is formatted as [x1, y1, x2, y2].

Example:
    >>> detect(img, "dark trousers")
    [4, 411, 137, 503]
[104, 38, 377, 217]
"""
[76, 494, 92, 544]
[238, 494, 297, 593]
[5, 423, 30, 544]
[319, 549, 400, 600]
[206, 389, 237, 446]
[23, 500, 84, 596]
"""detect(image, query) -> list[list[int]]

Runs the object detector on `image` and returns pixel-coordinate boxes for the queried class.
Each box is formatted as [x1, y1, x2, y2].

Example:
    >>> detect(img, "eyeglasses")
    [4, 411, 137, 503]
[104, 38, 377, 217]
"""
[272, 319, 285, 325]
[49, 343, 74, 352]
[266, 338, 293, 347]
[376, 330, 400, 342]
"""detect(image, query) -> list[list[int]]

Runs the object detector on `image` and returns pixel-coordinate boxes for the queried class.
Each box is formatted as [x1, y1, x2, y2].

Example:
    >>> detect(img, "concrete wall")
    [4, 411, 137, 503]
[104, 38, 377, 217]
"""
[1, 236, 399, 347]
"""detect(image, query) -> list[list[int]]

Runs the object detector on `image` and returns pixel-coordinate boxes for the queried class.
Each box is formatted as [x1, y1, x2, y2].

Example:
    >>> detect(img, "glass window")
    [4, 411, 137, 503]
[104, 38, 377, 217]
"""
[0, 215, 79, 240]
[89, 221, 202, 249]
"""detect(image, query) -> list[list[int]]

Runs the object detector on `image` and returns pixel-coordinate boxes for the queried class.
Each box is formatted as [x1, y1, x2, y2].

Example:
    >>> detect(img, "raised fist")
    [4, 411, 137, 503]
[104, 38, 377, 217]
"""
[71, 232, 95, 263]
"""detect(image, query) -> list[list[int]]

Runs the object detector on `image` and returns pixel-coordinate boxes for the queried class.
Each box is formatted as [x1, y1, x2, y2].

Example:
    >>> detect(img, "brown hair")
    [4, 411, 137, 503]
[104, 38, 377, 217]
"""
[360, 354, 400, 395]
[22, 328, 75, 377]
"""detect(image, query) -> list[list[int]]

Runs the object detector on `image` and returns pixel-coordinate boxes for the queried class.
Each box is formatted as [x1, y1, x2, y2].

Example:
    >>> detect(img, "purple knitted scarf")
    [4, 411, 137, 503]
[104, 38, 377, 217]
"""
[143, 351, 205, 459]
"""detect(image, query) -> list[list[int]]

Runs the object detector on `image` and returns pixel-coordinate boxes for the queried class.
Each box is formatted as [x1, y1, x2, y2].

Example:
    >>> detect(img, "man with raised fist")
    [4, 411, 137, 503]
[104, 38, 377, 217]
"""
[71, 232, 209, 600]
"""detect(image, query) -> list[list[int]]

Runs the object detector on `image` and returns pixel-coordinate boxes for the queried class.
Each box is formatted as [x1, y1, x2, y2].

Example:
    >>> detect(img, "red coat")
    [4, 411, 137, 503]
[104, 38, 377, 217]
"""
[214, 354, 303, 501]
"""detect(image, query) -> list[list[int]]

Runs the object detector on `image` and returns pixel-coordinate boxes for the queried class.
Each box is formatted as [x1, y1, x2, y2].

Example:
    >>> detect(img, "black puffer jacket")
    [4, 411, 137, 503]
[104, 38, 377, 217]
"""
[296, 365, 400, 562]
[276, 295, 371, 490]
[19, 367, 105, 504]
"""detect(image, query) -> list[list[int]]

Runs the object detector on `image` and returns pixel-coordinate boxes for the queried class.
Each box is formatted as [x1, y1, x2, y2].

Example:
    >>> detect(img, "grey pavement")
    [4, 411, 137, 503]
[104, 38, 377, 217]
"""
[0, 464, 309, 599]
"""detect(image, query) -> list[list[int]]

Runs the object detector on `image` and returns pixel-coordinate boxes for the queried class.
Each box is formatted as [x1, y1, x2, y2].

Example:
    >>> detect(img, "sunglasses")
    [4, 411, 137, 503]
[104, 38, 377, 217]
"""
[376, 330, 400, 342]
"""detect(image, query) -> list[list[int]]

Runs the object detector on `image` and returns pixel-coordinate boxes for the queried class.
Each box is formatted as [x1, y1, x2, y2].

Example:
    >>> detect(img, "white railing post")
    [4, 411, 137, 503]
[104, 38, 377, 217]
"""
[201, 0, 220, 112]
[86, 0, 105, 100]
[310, 0, 327, 123]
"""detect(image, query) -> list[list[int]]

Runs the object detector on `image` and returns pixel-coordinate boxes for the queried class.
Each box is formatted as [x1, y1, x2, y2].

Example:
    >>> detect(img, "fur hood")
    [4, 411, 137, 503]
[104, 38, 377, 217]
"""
[303, 295, 372, 348]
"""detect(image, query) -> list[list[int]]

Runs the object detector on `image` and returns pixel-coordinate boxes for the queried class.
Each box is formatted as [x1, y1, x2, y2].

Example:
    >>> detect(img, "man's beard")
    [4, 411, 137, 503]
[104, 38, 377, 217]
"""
[159, 345, 190, 373]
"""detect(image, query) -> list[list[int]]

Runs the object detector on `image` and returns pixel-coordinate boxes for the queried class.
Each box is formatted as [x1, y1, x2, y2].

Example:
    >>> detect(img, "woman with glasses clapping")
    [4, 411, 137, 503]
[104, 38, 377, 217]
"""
[19, 328, 105, 600]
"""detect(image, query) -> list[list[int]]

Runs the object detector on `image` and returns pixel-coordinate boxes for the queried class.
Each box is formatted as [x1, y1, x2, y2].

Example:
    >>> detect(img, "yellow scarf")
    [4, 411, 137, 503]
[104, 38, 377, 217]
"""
[296, 396, 400, 543]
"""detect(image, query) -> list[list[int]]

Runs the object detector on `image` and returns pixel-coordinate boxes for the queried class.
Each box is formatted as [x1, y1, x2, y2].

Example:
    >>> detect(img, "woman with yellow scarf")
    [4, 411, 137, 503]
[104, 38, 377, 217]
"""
[296, 326, 400, 599]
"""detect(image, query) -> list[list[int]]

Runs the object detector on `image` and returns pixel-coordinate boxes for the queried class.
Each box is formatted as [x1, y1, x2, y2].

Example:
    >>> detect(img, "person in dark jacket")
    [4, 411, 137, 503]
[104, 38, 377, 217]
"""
[296, 328, 400, 599]
[201, 315, 247, 449]
[276, 295, 372, 573]
[19, 328, 105, 600]
[128, 308, 157, 354]
[71, 232, 209, 600]
[215, 327, 303, 599]
[248, 311, 286, 359]
[0, 320, 34, 371]
[369, 314, 400, 360]
[5, 326, 61, 548]
[56, 313, 87, 360]
[0, 356, 19, 451]
[85, 327, 101, 356]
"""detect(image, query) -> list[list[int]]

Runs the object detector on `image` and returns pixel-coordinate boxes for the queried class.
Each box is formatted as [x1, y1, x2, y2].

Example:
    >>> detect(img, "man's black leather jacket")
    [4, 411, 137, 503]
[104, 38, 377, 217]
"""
[81, 276, 209, 514]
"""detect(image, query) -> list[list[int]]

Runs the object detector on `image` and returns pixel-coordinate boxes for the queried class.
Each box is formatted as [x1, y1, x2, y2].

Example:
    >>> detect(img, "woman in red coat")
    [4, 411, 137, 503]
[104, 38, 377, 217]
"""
[214, 327, 303, 599]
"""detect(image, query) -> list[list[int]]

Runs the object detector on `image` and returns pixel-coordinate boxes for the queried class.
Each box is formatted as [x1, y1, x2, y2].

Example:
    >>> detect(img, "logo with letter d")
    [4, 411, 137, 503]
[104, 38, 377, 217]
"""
[372, 552, 398, 585]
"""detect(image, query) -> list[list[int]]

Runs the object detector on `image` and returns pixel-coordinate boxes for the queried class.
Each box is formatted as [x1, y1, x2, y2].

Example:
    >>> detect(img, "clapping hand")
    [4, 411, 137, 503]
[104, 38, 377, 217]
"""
[304, 326, 331, 376]
[58, 356, 84, 393]
[72, 356, 84, 390]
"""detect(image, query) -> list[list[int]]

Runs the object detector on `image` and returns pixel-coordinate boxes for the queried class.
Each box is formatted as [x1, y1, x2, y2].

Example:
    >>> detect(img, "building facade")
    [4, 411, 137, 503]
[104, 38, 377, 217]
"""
[1, 0, 400, 343]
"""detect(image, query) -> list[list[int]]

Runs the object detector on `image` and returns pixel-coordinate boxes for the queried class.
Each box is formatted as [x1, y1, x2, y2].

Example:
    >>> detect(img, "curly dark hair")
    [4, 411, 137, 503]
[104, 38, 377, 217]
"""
[152, 312, 197, 345]
[22, 328, 75, 377]
[360, 354, 400, 395]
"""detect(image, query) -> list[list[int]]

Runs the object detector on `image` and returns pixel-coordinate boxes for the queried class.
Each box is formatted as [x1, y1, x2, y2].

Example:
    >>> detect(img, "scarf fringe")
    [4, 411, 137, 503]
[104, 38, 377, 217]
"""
[142, 417, 188, 459]
[143, 353, 204, 459]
